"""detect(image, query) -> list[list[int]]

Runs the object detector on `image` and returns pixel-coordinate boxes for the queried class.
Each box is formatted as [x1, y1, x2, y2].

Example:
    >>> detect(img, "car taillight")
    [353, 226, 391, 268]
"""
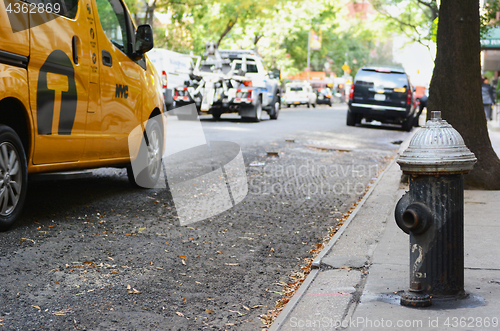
[349, 84, 355, 100]
[406, 89, 412, 105]
[161, 70, 167, 89]
[243, 80, 253, 87]
[174, 87, 189, 101]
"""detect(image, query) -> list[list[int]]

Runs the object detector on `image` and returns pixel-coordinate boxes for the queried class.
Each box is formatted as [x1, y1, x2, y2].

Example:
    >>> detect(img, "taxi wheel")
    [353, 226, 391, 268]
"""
[0, 125, 28, 231]
[127, 118, 163, 188]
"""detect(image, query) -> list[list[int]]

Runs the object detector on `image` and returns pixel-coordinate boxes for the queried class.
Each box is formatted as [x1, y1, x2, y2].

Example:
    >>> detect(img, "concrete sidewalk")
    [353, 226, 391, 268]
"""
[270, 127, 500, 331]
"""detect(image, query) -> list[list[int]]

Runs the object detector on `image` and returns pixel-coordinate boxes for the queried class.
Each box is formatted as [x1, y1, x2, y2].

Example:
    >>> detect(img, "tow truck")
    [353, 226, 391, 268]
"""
[173, 43, 281, 121]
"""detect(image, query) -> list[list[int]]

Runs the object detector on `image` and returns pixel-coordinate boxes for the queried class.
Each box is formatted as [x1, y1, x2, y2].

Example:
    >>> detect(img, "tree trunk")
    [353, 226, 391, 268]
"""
[148, 0, 156, 27]
[427, 0, 500, 189]
[216, 16, 238, 49]
[143, 0, 156, 27]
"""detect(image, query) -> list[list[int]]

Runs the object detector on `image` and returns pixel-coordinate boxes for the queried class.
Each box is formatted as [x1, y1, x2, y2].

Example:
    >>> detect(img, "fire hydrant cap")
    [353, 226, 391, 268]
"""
[397, 111, 477, 174]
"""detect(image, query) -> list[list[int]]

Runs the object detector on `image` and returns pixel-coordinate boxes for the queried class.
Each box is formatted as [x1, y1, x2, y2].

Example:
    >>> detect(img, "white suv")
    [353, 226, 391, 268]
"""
[284, 82, 317, 108]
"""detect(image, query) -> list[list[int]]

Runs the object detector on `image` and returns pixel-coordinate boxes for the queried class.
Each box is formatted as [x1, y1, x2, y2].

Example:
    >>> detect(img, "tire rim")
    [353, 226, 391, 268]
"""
[147, 126, 161, 180]
[0, 142, 22, 216]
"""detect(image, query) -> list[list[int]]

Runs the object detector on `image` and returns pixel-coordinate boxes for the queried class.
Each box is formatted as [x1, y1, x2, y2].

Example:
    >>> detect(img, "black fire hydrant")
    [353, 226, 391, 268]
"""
[395, 111, 477, 307]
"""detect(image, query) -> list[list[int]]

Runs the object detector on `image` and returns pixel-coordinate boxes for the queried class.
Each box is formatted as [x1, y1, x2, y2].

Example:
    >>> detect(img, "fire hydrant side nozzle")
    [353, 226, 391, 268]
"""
[395, 111, 476, 308]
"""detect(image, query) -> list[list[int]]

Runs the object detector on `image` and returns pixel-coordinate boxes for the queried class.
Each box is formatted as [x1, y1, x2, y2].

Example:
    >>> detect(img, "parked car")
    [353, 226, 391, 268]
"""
[316, 87, 334, 106]
[284, 82, 317, 108]
[347, 65, 417, 131]
[148, 49, 194, 111]
[0, 0, 165, 230]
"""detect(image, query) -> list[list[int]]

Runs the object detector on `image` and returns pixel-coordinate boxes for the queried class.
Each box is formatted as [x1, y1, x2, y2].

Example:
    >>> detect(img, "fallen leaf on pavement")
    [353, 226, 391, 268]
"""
[178, 255, 187, 259]
[52, 308, 72, 316]
[31, 305, 40, 310]
[126, 284, 141, 294]
[176, 312, 184, 317]
[205, 309, 214, 314]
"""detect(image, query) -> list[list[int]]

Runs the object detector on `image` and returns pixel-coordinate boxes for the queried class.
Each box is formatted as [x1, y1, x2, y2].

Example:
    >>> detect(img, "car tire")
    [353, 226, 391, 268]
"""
[346, 110, 357, 126]
[212, 112, 221, 121]
[127, 117, 163, 188]
[402, 116, 413, 132]
[312, 103, 316, 108]
[0, 125, 28, 231]
[269, 95, 280, 120]
[307, 102, 311, 108]
[250, 97, 263, 122]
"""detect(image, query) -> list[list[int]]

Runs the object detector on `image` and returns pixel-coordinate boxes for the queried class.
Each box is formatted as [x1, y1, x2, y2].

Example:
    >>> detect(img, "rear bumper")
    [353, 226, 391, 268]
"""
[349, 102, 412, 122]
[285, 100, 309, 105]
[317, 98, 331, 105]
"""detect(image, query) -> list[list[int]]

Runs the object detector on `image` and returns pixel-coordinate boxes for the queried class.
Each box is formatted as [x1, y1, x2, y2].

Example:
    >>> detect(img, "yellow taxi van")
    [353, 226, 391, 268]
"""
[0, 0, 165, 230]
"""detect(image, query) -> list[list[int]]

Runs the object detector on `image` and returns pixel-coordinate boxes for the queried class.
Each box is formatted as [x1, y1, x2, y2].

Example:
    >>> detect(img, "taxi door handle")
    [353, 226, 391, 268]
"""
[72, 36, 78, 65]
[102, 50, 112, 67]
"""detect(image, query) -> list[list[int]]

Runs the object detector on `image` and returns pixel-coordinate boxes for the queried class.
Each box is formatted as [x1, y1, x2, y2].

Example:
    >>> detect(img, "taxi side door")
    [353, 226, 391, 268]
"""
[29, 0, 90, 165]
[93, 0, 143, 160]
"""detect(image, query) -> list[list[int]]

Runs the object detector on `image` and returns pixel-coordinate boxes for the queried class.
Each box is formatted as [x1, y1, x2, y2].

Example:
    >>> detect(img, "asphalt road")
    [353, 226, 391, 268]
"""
[0, 104, 411, 330]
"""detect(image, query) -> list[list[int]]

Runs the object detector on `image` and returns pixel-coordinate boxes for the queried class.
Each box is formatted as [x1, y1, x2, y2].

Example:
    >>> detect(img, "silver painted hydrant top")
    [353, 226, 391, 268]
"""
[397, 111, 477, 174]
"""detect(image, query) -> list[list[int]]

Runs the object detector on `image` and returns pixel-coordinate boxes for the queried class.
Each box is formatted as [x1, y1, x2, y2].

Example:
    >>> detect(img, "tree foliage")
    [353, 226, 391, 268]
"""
[124, 0, 398, 75]
[370, 0, 438, 48]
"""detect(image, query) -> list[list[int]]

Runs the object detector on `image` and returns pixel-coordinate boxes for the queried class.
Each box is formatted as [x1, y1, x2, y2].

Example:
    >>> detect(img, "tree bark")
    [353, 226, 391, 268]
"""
[427, 0, 500, 189]
[216, 16, 238, 49]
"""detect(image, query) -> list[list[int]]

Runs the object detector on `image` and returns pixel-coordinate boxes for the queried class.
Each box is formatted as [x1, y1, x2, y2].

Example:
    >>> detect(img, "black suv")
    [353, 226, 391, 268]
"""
[347, 65, 416, 131]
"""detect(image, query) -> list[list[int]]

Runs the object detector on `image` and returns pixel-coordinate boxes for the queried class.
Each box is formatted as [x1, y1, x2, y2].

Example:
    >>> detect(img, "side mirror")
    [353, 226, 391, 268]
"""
[268, 72, 274, 79]
[132, 24, 154, 60]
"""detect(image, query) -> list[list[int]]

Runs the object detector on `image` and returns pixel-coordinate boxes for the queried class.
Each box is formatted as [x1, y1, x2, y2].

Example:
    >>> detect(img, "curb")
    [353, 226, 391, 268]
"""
[268, 127, 418, 331]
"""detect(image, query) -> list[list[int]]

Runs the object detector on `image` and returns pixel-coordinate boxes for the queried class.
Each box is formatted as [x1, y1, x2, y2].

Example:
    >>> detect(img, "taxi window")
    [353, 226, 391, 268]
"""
[45, 0, 78, 19]
[96, 0, 129, 53]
